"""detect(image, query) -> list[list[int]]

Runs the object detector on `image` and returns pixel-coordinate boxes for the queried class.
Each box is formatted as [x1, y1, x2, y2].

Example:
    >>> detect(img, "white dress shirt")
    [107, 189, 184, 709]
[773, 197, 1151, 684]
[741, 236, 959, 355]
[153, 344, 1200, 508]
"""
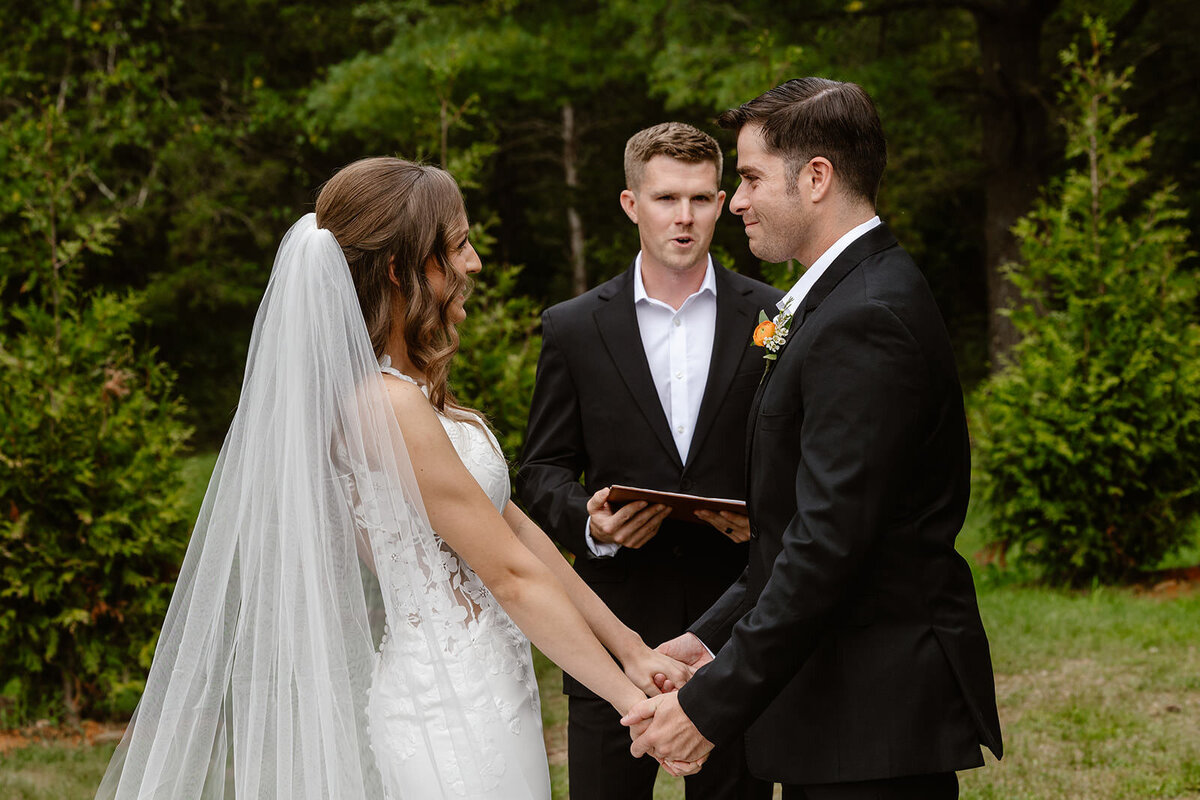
[777, 216, 881, 314]
[586, 253, 718, 556]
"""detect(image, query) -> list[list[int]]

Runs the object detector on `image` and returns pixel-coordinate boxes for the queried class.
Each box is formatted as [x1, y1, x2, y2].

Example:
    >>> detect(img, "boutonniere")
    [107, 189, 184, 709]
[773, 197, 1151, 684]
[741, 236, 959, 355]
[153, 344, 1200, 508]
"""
[752, 298, 795, 362]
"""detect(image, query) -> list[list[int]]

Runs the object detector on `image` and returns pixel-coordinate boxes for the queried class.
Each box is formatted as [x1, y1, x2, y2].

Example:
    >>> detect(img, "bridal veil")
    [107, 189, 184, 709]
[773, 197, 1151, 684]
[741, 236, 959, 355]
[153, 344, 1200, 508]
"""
[96, 214, 497, 798]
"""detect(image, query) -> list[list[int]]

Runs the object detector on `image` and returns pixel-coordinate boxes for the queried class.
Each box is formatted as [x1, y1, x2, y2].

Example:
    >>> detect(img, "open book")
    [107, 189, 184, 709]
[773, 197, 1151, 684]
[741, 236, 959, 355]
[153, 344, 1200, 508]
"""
[607, 484, 746, 526]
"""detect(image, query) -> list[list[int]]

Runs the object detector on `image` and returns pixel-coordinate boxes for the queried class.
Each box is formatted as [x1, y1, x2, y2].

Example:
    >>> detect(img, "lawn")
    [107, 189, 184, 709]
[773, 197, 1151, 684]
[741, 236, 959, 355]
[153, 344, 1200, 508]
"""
[2, 454, 1199, 799]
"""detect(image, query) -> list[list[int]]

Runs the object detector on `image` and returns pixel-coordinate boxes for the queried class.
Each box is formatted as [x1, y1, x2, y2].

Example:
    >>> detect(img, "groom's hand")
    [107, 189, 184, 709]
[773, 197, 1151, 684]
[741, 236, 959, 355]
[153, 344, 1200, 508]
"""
[587, 487, 671, 549]
[622, 692, 714, 766]
[652, 633, 712, 691]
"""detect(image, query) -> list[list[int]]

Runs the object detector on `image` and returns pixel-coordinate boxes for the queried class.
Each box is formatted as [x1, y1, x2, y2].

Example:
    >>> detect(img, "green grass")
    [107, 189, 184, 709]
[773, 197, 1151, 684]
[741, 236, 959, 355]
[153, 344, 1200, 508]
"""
[4, 457, 1199, 799]
[179, 450, 219, 519]
[0, 742, 115, 800]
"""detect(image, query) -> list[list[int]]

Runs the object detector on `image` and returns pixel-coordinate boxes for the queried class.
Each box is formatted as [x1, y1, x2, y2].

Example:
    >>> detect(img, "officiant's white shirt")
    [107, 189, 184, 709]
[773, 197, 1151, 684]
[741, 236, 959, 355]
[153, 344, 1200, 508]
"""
[586, 253, 717, 557]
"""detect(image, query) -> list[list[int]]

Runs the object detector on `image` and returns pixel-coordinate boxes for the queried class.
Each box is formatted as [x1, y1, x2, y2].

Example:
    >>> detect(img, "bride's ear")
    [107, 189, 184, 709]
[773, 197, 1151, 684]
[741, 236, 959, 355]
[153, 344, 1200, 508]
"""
[387, 255, 402, 288]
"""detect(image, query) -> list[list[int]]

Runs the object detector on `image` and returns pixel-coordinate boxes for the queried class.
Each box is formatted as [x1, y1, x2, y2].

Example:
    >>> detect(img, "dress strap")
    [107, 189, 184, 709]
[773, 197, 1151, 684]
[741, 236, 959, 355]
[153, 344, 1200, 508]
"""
[378, 355, 428, 395]
[379, 365, 418, 386]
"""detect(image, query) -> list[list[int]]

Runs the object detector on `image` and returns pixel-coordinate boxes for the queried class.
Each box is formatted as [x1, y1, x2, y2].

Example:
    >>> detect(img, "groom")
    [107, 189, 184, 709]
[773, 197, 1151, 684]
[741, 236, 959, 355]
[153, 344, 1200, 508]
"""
[624, 79, 1004, 799]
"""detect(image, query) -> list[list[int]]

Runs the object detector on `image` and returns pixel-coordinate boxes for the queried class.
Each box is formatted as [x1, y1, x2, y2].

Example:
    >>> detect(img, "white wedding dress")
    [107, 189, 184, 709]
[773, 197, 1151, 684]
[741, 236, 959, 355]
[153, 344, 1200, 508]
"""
[95, 216, 550, 800]
[366, 362, 551, 799]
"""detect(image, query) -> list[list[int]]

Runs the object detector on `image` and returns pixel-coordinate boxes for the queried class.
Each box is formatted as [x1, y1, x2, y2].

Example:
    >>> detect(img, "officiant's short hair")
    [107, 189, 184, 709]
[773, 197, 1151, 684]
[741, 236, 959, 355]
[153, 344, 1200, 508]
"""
[718, 78, 887, 204]
[624, 123, 723, 191]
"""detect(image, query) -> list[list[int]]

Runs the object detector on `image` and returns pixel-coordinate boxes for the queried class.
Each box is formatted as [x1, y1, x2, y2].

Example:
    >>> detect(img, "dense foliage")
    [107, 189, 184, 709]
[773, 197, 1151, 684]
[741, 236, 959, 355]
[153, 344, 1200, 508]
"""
[0, 293, 191, 723]
[0, 89, 192, 720]
[973, 18, 1200, 585]
[453, 262, 543, 466]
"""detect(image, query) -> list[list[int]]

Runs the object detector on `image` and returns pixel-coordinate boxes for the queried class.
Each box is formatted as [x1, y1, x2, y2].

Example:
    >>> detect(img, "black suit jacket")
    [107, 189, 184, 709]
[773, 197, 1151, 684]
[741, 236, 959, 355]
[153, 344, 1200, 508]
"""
[517, 261, 783, 696]
[678, 225, 1003, 784]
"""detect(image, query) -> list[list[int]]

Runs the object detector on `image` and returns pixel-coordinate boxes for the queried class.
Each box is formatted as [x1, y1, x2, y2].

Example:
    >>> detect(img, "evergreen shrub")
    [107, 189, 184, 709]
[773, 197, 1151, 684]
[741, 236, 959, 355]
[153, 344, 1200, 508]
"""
[973, 18, 1200, 585]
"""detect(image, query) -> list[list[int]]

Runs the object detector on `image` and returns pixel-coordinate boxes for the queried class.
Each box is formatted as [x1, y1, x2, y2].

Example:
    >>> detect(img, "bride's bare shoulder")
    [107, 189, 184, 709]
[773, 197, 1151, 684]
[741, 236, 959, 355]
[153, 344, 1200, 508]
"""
[379, 375, 448, 445]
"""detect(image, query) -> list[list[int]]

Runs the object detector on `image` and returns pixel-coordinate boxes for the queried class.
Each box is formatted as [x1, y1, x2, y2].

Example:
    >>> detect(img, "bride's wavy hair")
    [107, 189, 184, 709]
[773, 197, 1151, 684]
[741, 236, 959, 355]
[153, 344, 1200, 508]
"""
[315, 156, 483, 424]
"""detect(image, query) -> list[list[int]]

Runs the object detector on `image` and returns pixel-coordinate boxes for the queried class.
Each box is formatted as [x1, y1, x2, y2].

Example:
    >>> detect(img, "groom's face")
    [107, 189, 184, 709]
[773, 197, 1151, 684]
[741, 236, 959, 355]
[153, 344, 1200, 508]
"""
[620, 156, 724, 275]
[729, 125, 809, 263]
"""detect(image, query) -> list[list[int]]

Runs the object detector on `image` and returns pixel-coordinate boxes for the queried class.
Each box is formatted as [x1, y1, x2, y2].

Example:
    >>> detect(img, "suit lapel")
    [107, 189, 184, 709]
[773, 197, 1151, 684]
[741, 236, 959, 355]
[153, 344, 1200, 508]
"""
[742, 223, 900, 485]
[685, 266, 754, 470]
[743, 359, 772, 487]
[593, 265, 683, 469]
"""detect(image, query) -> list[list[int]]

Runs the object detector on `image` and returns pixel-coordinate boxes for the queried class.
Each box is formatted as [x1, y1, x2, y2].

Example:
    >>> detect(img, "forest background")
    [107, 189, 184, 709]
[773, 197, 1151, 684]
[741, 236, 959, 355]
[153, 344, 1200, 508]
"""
[5, 0, 1197, 446]
[2, 0, 1200, 788]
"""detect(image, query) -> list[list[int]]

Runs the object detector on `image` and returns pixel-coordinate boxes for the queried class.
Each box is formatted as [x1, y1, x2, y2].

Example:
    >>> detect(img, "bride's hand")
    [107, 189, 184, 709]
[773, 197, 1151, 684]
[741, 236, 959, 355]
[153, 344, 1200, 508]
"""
[622, 645, 693, 696]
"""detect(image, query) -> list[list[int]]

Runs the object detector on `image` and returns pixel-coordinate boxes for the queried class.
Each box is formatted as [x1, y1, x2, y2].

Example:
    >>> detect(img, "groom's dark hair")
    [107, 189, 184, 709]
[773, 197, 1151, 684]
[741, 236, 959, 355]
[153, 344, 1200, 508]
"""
[718, 77, 887, 205]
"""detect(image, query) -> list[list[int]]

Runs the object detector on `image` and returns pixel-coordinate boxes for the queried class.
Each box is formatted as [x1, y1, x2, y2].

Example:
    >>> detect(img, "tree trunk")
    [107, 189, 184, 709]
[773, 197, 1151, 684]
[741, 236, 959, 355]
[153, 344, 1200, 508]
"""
[561, 103, 587, 296]
[62, 664, 80, 726]
[973, 0, 1059, 369]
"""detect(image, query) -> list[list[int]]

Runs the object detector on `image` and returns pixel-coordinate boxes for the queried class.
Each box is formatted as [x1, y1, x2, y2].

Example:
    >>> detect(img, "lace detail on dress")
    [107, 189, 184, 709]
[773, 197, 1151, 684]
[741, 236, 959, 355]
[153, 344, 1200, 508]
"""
[354, 356, 542, 797]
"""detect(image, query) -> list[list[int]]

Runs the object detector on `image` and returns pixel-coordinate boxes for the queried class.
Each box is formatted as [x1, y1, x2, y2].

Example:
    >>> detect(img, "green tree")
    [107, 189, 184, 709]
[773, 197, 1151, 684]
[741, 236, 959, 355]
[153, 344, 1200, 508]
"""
[973, 17, 1200, 585]
[0, 102, 192, 722]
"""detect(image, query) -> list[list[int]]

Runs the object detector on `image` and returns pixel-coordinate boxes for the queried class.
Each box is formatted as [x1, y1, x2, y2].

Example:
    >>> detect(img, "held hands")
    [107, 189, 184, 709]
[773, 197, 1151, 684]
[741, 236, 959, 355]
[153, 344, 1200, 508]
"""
[652, 632, 712, 692]
[621, 691, 714, 777]
[694, 509, 752, 544]
[622, 644, 694, 698]
[588, 487, 672, 549]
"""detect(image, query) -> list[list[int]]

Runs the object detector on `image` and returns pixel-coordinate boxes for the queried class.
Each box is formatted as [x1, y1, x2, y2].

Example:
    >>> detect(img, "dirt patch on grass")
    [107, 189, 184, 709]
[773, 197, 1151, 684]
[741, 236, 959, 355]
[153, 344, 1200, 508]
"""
[0, 720, 125, 755]
[1135, 566, 1200, 599]
[975, 651, 1200, 799]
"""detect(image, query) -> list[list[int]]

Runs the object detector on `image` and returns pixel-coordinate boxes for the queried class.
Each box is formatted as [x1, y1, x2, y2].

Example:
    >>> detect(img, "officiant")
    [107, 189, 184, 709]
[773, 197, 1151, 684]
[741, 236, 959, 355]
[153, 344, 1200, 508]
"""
[518, 122, 779, 800]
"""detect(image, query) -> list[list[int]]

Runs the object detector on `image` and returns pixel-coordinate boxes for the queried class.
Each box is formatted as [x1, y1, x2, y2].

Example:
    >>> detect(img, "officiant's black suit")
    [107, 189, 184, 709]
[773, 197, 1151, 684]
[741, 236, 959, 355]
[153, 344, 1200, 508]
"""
[678, 225, 1003, 792]
[518, 260, 781, 799]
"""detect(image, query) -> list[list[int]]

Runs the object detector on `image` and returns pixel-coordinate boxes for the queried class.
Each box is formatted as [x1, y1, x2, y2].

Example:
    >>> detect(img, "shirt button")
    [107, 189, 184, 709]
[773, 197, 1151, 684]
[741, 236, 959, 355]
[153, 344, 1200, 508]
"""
[673, 318, 681, 327]
[675, 370, 683, 379]
[676, 425, 685, 434]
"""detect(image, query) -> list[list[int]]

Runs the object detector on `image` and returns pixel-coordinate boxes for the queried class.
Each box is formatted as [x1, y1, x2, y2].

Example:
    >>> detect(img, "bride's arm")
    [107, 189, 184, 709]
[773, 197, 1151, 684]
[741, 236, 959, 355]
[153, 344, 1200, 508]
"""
[385, 380, 645, 715]
[503, 502, 692, 694]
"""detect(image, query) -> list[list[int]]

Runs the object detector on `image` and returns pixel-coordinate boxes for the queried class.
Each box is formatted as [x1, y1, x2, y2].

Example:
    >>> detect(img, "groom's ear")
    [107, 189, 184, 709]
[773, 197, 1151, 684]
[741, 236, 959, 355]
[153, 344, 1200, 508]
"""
[620, 189, 639, 224]
[806, 157, 835, 203]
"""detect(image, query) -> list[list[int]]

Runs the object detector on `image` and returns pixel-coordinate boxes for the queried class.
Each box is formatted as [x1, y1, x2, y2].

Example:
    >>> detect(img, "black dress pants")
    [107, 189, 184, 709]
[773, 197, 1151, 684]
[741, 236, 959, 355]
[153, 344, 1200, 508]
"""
[566, 694, 772, 800]
[782, 771, 958, 800]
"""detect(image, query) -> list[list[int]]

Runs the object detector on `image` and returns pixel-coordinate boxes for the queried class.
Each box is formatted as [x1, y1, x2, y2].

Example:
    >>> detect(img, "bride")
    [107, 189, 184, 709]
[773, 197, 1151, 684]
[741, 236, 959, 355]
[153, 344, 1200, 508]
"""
[95, 157, 694, 799]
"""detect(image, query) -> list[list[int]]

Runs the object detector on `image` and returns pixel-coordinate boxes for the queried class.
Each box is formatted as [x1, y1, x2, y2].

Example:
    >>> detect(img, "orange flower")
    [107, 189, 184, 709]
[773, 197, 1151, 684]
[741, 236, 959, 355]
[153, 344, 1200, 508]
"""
[753, 320, 776, 347]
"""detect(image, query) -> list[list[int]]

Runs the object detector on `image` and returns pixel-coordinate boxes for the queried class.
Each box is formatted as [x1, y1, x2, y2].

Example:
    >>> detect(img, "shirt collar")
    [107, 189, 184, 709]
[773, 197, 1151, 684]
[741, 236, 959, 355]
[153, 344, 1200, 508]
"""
[633, 252, 717, 306]
[778, 216, 881, 313]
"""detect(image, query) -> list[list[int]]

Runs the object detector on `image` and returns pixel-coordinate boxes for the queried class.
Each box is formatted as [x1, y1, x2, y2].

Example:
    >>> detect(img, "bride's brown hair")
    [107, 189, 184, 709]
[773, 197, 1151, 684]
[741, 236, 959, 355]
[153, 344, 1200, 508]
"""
[315, 156, 483, 423]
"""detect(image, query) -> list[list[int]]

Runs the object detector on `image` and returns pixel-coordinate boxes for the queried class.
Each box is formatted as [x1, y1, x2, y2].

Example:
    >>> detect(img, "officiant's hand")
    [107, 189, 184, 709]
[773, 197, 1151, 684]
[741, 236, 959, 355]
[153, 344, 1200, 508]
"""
[652, 632, 712, 692]
[622, 692, 714, 768]
[695, 509, 751, 543]
[588, 487, 672, 549]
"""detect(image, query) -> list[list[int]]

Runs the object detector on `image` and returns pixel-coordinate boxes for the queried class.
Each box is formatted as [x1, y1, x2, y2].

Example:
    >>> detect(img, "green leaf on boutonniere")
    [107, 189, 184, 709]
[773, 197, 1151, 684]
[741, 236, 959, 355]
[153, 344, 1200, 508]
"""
[758, 310, 769, 323]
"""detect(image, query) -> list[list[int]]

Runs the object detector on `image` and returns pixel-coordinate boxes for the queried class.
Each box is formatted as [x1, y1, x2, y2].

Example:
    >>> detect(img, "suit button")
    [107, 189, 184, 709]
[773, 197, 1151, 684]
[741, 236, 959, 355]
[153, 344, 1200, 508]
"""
[680, 478, 693, 491]
[673, 546, 684, 558]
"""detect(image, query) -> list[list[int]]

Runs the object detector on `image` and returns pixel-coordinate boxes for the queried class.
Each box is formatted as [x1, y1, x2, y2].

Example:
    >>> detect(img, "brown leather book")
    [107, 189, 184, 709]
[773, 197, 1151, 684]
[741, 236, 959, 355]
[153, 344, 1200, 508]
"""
[607, 484, 747, 525]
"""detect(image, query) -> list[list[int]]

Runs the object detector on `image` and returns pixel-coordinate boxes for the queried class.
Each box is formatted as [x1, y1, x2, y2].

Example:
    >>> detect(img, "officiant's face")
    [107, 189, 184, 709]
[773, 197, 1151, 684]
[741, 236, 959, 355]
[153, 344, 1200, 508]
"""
[730, 124, 809, 263]
[621, 156, 724, 275]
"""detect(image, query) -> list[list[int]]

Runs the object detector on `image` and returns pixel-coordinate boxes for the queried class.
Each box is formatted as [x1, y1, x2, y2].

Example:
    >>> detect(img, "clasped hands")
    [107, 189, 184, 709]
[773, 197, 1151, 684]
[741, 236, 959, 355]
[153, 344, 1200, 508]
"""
[622, 632, 716, 777]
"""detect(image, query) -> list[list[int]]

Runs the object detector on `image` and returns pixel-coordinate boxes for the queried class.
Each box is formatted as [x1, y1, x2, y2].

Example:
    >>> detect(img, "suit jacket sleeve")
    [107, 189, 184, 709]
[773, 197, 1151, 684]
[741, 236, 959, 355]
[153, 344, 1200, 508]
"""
[688, 566, 752, 650]
[678, 300, 929, 746]
[516, 310, 593, 558]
